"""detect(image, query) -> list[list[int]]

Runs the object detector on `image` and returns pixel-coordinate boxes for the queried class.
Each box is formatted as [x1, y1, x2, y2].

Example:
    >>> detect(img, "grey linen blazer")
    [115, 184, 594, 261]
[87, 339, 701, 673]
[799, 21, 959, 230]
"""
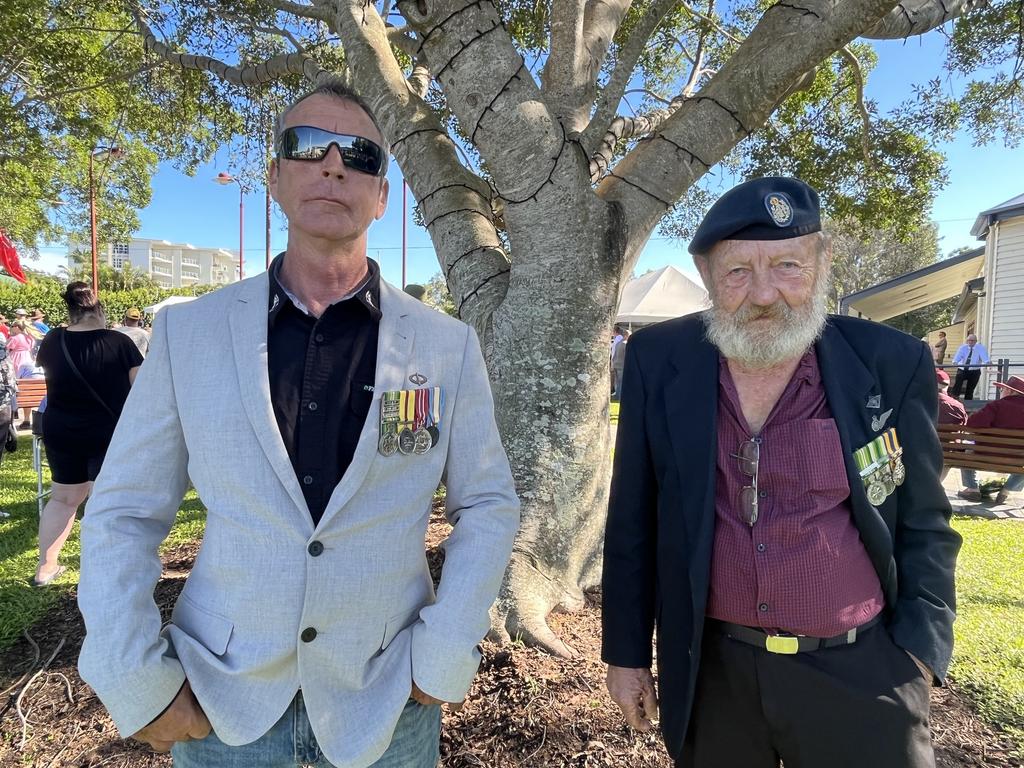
[77, 275, 520, 768]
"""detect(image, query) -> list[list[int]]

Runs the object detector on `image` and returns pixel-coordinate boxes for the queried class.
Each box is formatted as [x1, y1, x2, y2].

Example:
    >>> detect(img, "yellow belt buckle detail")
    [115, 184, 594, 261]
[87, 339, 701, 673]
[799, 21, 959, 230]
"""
[765, 635, 800, 655]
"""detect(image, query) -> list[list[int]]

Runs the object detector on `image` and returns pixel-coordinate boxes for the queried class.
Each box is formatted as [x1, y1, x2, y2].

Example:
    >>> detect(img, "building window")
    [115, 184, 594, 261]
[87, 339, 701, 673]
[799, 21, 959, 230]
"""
[112, 255, 127, 269]
[113, 243, 130, 255]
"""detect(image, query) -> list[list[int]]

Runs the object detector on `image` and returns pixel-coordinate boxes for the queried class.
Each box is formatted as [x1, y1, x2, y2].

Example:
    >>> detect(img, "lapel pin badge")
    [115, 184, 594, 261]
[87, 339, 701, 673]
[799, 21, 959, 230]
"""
[409, 372, 428, 386]
[871, 408, 893, 432]
[866, 395, 881, 410]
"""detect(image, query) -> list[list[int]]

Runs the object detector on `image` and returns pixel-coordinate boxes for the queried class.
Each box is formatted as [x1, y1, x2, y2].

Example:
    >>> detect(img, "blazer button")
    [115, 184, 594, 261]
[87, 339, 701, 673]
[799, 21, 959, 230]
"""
[301, 627, 317, 643]
[308, 541, 324, 557]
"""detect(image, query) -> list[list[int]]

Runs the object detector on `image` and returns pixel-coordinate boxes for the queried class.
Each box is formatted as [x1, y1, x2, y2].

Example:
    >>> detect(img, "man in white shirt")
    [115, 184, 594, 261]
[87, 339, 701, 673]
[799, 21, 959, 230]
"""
[950, 334, 990, 400]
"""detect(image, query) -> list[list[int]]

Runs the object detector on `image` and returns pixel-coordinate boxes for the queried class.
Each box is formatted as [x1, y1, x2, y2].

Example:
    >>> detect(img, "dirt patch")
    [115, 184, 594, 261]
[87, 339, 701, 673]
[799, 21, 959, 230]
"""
[1, 517, 1019, 767]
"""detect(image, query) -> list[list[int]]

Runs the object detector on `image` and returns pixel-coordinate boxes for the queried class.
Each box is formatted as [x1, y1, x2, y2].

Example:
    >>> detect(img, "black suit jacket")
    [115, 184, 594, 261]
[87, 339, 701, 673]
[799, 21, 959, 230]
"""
[601, 313, 961, 759]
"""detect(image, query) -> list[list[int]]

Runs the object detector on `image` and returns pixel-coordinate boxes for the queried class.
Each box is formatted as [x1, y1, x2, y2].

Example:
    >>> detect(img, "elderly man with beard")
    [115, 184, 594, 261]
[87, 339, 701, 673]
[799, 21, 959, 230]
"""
[601, 177, 960, 768]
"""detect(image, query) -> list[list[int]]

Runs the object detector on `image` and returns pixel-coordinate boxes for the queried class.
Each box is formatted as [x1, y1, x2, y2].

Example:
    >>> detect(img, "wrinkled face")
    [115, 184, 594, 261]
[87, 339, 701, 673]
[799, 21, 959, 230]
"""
[269, 95, 389, 245]
[967, 335, 977, 346]
[696, 234, 830, 368]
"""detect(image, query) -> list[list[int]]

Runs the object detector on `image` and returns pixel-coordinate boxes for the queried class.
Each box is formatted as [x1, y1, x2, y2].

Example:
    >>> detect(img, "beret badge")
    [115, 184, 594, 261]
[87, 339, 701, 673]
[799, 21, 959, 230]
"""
[765, 193, 794, 227]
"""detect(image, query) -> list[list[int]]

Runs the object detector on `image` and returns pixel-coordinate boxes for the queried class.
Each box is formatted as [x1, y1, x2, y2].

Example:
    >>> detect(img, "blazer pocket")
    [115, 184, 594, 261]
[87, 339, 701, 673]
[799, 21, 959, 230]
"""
[172, 594, 234, 656]
[380, 606, 421, 652]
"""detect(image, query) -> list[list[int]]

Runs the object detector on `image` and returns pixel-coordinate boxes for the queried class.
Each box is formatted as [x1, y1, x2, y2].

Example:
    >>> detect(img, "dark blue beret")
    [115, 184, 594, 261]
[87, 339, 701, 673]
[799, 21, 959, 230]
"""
[688, 177, 821, 256]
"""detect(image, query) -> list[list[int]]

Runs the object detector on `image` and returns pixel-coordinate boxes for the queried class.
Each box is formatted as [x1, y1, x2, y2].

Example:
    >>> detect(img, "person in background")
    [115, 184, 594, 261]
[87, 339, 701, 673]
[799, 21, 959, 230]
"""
[0, 338, 17, 518]
[7, 321, 36, 429]
[933, 331, 947, 365]
[0, 312, 10, 340]
[950, 334, 990, 400]
[956, 374, 1024, 506]
[611, 330, 630, 401]
[32, 282, 143, 586]
[31, 309, 51, 335]
[116, 307, 150, 357]
[936, 368, 966, 484]
[610, 324, 625, 394]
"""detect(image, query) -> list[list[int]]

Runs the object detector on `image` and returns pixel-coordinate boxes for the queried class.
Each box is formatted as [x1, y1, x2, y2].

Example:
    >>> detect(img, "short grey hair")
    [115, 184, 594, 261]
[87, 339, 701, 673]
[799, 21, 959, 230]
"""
[275, 78, 391, 157]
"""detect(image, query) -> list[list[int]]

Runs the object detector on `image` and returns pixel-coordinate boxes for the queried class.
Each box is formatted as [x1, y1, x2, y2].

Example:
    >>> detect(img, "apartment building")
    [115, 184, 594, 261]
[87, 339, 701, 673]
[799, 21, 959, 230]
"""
[87, 238, 239, 288]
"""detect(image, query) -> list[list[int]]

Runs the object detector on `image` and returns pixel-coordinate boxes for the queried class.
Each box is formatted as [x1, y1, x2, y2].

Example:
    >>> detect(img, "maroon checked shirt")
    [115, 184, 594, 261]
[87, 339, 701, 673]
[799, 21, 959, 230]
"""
[705, 350, 885, 637]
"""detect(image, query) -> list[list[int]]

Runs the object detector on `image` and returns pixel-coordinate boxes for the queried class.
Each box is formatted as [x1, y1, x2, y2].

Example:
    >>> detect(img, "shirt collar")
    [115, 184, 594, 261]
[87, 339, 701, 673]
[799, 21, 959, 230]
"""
[268, 253, 382, 325]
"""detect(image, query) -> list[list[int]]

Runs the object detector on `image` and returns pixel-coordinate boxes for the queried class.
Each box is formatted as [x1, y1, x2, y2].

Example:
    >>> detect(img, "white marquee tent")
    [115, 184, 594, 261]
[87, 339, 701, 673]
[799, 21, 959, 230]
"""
[616, 265, 709, 326]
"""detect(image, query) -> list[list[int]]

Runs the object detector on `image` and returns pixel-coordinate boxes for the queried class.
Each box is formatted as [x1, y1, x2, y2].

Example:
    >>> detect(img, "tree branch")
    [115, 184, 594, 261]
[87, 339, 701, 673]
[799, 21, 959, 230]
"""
[396, 0, 564, 205]
[581, 0, 634, 78]
[331, 0, 511, 328]
[598, 0, 910, 273]
[542, 0, 589, 130]
[864, 0, 982, 38]
[264, 0, 335, 22]
[589, 95, 686, 181]
[839, 45, 872, 166]
[130, 6, 330, 86]
[580, 0, 685, 155]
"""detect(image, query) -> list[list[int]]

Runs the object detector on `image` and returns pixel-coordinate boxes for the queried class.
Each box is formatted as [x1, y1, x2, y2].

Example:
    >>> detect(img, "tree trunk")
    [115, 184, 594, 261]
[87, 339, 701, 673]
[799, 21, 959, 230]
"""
[483, 188, 626, 657]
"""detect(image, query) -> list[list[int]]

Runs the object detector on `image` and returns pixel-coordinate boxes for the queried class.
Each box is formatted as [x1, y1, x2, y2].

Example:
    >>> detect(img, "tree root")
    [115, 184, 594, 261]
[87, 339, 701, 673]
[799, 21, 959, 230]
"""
[490, 556, 584, 658]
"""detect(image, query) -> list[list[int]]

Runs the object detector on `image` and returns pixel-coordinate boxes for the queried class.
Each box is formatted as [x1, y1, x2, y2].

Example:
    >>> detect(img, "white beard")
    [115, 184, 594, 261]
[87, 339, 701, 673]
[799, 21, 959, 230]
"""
[703, 278, 829, 369]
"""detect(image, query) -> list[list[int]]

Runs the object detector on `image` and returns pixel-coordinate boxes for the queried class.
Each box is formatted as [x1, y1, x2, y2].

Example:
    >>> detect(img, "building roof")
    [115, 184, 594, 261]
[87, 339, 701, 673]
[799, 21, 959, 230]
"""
[971, 191, 1024, 238]
[839, 247, 985, 321]
[616, 265, 709, 324]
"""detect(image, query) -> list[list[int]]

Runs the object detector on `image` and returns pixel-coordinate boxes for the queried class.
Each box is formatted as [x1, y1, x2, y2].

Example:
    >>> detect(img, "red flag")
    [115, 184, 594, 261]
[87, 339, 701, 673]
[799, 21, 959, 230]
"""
[0, 230, 28, 284]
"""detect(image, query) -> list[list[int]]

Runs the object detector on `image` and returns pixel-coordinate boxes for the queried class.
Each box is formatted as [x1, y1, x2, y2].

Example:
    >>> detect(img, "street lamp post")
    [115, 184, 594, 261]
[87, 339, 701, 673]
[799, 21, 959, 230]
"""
[214, 172, 244, 281]
[89, 145, 123, 294]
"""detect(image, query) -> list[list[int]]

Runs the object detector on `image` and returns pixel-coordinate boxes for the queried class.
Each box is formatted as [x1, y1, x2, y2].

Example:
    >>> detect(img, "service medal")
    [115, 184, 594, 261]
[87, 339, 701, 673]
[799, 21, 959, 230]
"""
[398, 428, 416, 455]
[379, 432, 399, 456]
[867, 479, 888, 506]
[413, 428, 432, 455]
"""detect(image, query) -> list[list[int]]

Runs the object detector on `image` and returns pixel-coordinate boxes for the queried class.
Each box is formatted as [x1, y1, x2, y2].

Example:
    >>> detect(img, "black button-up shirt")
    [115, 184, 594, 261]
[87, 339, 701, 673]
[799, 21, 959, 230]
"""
[267, 254, 381, 525]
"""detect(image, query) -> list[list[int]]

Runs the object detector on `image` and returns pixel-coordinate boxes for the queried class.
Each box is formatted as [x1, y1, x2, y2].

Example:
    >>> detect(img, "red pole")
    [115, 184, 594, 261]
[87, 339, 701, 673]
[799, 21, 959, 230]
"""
[89, 153, 99, 294]
[239, 186, 245, 281]
[402, 180, 407, 288]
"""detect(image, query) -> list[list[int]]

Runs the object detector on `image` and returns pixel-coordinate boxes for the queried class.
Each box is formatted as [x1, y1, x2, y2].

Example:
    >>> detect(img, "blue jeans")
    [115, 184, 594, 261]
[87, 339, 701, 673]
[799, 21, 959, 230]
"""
[172, 693, 441, 767]
[961, 470, 1024, 492]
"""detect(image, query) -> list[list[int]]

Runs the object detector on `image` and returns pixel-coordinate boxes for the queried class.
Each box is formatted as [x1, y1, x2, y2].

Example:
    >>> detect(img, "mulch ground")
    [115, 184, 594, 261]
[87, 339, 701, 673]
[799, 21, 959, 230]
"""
[1, 510, 1020, 767]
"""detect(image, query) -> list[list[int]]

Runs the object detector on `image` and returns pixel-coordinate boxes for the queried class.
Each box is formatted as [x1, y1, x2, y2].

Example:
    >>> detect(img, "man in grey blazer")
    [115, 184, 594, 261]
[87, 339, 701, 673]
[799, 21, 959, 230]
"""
[77, 80, 520, 768]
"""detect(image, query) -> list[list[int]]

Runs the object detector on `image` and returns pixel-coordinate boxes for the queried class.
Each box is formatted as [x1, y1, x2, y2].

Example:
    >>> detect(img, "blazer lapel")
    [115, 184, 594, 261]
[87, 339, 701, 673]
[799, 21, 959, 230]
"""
[317, 282, 415, 529]
[816, 320, 880, 521]
[228, 275, 313, 524]
[663, 322, 719, 594]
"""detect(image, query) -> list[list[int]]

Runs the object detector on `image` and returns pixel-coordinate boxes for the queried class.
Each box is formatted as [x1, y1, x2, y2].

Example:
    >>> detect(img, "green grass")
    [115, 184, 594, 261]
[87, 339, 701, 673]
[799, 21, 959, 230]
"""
[0, 445, 206, 652]
[949, 516, 1024, 755]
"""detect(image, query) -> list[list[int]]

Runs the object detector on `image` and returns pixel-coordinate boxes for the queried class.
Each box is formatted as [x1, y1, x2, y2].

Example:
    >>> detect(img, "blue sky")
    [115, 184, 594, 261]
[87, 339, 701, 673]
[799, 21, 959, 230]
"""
[34, 30, 1023, 290]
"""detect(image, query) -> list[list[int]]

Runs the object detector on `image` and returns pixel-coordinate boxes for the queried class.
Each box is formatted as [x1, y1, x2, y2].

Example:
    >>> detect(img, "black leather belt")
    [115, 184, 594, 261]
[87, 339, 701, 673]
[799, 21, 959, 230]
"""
[709, 614, 883, 655]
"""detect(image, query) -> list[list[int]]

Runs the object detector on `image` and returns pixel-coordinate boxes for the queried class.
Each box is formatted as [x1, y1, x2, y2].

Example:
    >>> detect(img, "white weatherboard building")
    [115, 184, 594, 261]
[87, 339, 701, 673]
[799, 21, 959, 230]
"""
[81, 238, 239, 288]
[841, 191, 1024, 400]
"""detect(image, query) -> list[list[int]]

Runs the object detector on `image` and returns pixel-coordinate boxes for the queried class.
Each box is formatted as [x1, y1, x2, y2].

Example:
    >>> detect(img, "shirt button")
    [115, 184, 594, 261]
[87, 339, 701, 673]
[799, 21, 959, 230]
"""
[301, 627, 317, 643]
[308, 401, 318, 411]
[758, 603, 769, 612]
[308, 541, 324, 556]
[757, 543, 766, 552]
[303, 475, 314, 485]
[759, 490, 768, 499]
[314, 333, 325, 343]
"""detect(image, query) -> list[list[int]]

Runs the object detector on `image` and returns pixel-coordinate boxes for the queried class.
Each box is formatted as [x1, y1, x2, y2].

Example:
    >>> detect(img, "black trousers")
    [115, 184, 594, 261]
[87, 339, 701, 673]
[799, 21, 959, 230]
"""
[951, 368, 981, 400]
[678, 623, 934, 768]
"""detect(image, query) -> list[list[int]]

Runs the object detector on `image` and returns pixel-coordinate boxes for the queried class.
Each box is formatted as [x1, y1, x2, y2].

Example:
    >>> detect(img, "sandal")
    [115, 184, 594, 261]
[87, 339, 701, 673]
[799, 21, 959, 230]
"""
[32, 566, 66, 587]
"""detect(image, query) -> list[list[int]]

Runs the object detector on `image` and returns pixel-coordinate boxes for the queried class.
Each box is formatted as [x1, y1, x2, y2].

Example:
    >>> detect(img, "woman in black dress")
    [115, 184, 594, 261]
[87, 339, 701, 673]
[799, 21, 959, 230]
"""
[33, 282, 143, 586]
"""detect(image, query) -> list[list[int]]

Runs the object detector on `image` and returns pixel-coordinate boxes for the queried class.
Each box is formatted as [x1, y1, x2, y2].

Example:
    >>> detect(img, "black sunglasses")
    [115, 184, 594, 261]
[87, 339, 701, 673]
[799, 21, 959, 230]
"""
[276, 126, 388, 176]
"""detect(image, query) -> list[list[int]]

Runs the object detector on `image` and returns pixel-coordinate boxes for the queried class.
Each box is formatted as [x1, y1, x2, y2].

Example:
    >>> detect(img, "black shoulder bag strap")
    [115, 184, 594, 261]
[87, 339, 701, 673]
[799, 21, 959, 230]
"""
[59, 330, 118, 421]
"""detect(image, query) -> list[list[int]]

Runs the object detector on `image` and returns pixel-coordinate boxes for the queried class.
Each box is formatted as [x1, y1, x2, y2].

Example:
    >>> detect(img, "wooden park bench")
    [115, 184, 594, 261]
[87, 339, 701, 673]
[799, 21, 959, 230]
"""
[937, 424, 1024, 474]
[15, 378, 47, 417]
